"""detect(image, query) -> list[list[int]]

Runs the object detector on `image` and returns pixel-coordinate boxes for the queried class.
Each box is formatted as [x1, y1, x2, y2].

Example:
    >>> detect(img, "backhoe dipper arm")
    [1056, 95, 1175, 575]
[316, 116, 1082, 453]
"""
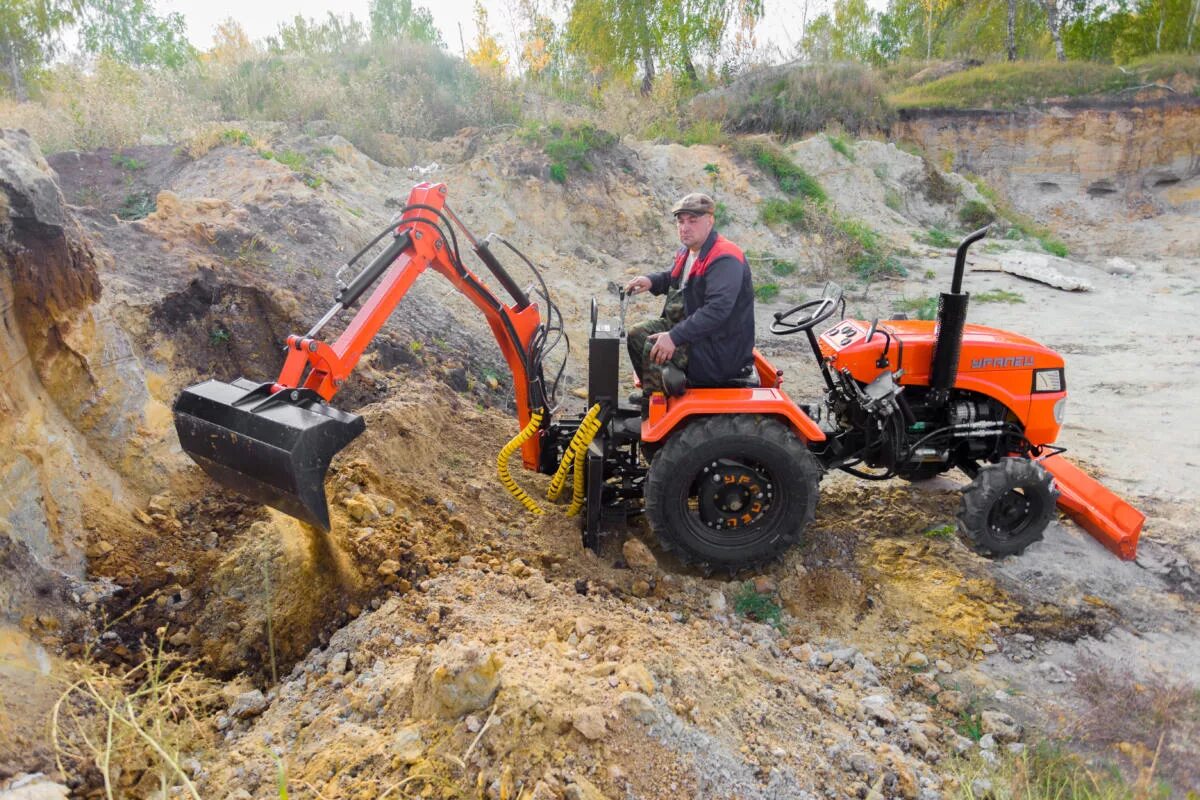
[272, 182, 548, 468]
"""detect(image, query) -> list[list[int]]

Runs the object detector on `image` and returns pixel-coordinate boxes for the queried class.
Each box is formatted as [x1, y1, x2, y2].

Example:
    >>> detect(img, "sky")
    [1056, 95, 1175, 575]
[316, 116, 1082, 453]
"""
[155, 0, 877, 61]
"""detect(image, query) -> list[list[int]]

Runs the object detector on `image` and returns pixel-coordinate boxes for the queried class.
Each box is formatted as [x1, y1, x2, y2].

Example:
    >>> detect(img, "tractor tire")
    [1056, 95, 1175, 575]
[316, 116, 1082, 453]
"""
[645, 415, 820, 572]
[957, 457, 1058, 557]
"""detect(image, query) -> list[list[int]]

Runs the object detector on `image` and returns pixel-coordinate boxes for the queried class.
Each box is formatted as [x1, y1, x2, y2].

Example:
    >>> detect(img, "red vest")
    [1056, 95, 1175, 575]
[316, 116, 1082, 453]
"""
[670, 234, 745, 283]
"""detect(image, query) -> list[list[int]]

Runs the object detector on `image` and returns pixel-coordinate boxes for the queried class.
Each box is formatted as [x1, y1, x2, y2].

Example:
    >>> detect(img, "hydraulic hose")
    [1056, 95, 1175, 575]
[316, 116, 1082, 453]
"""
[498, 410, 545, 515]
[566, 411, 604, 517]
[546, 404, 602, 502]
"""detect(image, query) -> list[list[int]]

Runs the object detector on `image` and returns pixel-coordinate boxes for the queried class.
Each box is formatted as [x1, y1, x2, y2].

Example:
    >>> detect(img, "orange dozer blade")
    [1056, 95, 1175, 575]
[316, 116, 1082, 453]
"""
[1041, 454, 1144, 560]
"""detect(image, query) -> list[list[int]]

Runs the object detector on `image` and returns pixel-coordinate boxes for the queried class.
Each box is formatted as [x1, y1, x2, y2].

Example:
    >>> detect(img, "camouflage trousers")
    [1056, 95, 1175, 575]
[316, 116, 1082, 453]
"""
[627, 287, 689, 395]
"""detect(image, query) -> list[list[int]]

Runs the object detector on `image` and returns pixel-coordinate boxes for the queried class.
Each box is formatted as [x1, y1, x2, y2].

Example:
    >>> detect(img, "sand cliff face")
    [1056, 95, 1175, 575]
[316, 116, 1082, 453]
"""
[894, 98, 1200, 234]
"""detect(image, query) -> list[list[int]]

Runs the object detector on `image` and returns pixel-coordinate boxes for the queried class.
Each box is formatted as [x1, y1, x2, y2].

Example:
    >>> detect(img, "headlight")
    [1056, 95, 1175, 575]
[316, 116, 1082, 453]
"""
[1033, 368, 1065, 393]
[1053, 397, 1067, 424]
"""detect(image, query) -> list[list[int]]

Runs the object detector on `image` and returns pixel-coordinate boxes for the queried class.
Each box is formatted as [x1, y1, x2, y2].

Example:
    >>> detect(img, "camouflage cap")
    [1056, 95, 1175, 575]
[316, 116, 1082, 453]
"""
[670, 192, 715, 217]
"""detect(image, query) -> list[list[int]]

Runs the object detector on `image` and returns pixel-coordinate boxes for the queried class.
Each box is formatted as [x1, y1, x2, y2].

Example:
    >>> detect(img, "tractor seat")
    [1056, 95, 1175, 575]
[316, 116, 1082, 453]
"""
[662, 363, 759, 397]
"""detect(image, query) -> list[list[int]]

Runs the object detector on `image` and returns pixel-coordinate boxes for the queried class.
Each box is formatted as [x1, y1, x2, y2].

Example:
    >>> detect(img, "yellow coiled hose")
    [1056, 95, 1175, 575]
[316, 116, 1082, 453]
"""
[566, 409, 603, 516]
[497, 410, 545, 515]
[546, 404, 603, 502]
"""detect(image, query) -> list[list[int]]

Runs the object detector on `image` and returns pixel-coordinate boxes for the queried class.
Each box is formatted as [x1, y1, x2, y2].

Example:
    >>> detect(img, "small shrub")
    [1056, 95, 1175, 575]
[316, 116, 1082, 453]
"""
[681, 119, 726, 146]
[826, 133, 855, 161]
[735, 140, 826, 203]
[526, 122, 616, 183]
[921, 228, 956, 248]
[220, 128, 255, 147]
[1038, 236, 1069, 258]
[770, 258, 797, 277]
[754, 283, 780, 302]
[895, 296, 939, 320]
[714, 201, 731, 228]
[693, 61, 894, 138]
[924, 269, 937, 279]
[111, 152, 145, 171]
[761, 197, 807, 227]
[852, 251, 905, 281]
[925, 523, 955, 539]
[210, 327, 231, 345]
[958, 200, 995, 229]
[259, 149, 324, 189]
[974, 289, 1024, 304]
[884, 187, 903, 211]
[732, 582, 785, 630]
[872, 163, 889, 180]
[117, 191, 156, 220]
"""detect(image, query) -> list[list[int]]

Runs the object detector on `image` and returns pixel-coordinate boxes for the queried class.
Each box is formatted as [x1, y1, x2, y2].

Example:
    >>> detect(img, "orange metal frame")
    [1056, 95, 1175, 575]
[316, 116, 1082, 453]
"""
[641, 350, 827, 444]
[269, 183, 546, 469]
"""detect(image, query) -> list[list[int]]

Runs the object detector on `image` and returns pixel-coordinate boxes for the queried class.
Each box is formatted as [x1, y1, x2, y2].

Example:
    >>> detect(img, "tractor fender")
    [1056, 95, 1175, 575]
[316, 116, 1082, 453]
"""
[641, 388, 825, 445]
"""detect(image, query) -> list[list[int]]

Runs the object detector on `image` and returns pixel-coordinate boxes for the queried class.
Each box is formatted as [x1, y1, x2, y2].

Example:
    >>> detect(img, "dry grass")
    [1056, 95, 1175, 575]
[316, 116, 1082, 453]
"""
[1069, 658, 1200, 793]
[51, 632, 221, 797]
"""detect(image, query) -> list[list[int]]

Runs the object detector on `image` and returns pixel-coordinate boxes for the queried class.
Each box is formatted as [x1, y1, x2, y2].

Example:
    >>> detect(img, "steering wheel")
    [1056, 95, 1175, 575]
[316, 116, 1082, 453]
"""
[771, 290, 843, 335]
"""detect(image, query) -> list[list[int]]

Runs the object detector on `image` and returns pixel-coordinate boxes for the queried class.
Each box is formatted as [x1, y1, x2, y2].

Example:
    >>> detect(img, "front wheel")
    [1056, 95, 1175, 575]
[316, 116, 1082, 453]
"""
[645, 416, 820, 571]
[957, 458, 1058, 557]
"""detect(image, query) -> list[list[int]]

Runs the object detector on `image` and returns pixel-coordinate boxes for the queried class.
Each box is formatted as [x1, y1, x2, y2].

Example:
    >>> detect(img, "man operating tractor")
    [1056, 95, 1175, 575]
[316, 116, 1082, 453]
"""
[624, 192, 756, 403]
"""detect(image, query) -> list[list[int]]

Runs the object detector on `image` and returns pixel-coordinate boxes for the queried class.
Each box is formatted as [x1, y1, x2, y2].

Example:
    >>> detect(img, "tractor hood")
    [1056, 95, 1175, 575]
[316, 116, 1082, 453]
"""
[819, 319, 1065, 383]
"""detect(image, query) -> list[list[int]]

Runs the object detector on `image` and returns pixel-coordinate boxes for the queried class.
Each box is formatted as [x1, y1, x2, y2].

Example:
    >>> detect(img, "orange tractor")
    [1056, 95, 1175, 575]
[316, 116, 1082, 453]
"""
[174, 183, 1143, 571]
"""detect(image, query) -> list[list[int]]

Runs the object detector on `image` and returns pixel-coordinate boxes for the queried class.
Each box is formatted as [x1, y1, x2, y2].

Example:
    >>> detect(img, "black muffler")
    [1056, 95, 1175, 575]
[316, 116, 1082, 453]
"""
[173, 378, 365, 529]
[930, 225, 990, 401]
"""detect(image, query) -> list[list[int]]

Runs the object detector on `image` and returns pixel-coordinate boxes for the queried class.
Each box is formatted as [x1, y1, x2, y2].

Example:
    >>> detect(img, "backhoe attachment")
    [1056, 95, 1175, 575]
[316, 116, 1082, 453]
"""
[173, 183, 549, 530]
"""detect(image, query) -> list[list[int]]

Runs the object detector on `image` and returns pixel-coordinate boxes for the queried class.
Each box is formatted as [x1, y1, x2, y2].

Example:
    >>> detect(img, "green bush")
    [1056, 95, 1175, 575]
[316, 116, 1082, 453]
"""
[895, 296, 939, 320]
[754, 283, 780, 302]
[525, 122, 617, 183]
[921, 228, 955, 248]
[761, 197, 807, 227]
[692, 61, 894, 138]
[111, 152, 145, 171]
[117, 191, 156, 220]
[770, 258, 797, 277]
[826, 133, 855, 161]
[732, 582, 785, 630]
[958, 200, 995, 229]
[714, 201, 731, 228]
[681, 119, 727, 146]
[736, 140, 826, 203]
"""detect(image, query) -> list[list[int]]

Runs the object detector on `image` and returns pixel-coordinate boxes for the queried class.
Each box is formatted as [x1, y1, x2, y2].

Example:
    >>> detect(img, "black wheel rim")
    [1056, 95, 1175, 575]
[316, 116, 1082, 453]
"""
[987, 487, 1043, 542]
[684, 457, 778, 547]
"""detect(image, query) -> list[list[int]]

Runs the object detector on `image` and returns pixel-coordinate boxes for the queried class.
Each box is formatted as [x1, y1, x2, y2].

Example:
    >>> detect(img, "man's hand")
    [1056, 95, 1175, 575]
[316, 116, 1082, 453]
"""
[624, 276, 652, 295]
[648, 332, 677, 364]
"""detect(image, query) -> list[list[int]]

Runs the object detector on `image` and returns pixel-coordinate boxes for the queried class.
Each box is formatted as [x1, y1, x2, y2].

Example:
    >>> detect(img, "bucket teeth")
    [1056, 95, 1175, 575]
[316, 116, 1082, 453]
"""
[173, 378, 365, 530]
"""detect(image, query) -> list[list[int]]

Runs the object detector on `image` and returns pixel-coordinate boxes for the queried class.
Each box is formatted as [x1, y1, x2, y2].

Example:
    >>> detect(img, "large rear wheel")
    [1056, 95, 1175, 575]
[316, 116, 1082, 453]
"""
[957, 457, 1058, 556]
[645, 416, 820, 571]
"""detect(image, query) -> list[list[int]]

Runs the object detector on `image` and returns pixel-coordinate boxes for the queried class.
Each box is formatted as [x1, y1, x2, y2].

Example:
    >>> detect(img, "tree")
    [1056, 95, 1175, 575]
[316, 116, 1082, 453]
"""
[1037, 0, 1067, 59]
[918, 0, 951, 59]
[516, 0, 560, 80]
[207, 18, 255, 65]
[1007, 0, 1018, 59]
[79, 0, 195, 69]
[565, 0, 760, 94]
[268, 12, 367, 56]
[466, 1, 507, 77]
[369, 0, 442, 46]
[0, 0, 83, 101]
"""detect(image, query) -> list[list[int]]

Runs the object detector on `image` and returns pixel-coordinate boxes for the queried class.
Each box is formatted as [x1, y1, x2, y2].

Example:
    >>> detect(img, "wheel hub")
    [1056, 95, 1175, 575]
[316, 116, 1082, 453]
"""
[989, 489, 1033, 538]
[697, 460, 773, 530]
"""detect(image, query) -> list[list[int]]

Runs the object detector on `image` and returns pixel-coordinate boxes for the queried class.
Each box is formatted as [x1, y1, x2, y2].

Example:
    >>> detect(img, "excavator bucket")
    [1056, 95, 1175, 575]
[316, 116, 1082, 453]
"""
[173, 378, 365, 530]
[1041, 454, 1144, 560]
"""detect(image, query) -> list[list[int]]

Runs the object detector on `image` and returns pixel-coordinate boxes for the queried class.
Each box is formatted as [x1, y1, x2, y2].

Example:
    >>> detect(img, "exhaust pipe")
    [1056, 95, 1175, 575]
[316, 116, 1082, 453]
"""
[930, 225, 990, 402]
